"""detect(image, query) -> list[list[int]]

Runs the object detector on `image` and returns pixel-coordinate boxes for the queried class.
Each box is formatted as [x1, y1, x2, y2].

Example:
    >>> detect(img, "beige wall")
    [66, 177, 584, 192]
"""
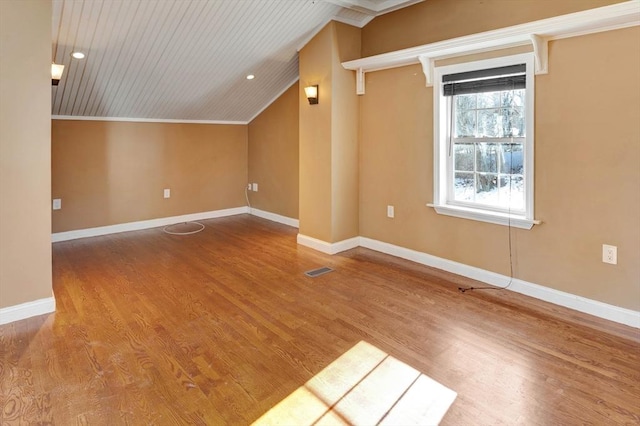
[52, 120, 247, 233]
[330, 23, 361, 242]
[0, 0, 53, 308]
[248, 83, 299, 219]
[359, 27, 640, 311]
[361, 0, 625, 57]
[299, 24, 337, 242]
[299, 21, 361, 242]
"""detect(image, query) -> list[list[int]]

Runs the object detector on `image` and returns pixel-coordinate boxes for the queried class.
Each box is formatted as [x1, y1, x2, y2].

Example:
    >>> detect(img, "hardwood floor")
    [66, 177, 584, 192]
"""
[2, 214, 639, 425]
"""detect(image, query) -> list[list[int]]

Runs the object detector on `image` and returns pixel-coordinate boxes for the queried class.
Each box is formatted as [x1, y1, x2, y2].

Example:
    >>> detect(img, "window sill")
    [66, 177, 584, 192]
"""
[427, 203, 540, 230]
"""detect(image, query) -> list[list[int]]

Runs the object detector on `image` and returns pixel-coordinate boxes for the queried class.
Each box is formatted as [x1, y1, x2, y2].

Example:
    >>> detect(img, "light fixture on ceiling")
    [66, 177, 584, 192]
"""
[304, 85, 318, 105]
[71, 51, 85, 59]
[51, 63, 64, 86]
[246, 74, 255, 80]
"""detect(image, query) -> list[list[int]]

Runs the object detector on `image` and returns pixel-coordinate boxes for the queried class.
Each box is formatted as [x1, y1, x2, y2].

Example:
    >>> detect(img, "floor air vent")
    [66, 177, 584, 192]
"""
[304, 267, 333, 278]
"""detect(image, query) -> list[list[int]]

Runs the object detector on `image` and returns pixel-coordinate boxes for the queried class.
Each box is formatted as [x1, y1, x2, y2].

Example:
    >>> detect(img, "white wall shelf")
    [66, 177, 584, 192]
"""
[342, 1, 640, 93]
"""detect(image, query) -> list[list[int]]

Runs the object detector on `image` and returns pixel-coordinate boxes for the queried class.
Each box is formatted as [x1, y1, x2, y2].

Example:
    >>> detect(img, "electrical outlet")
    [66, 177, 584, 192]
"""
[163, 188, 170, 199]
[52, 198, 62, 210]
[602, 244, 617, 265]
[387, 205, 394, 218]
[247, 183, 252, 191]
[252, 183, 258, 192]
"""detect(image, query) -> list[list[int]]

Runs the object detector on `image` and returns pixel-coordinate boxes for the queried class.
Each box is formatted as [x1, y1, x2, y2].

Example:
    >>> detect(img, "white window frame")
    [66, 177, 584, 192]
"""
[430, 53, 539, 230]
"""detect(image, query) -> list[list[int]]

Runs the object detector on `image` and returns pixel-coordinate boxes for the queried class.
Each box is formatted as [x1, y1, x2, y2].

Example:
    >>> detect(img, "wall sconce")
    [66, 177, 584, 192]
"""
[304, 85, 318, 105]
[51, 63, 64, 86]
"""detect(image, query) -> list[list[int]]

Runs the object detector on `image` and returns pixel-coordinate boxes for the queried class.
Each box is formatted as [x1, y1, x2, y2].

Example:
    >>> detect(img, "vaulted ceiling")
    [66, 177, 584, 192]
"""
[51, 0, 423, 123]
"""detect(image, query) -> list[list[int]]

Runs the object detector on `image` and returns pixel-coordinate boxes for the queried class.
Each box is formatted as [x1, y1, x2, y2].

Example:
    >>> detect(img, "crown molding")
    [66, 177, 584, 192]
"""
[51, 115, 247, 125]
[323, 0, 424, 16]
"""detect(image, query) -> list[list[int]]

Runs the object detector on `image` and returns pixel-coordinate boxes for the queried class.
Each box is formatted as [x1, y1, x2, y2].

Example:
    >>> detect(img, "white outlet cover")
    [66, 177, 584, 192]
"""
[52, 199, 62, 210]
[387, 205, 394, 218]
[164, 189, 170, 198]
[602, 244, 617, 265]
[252, 183, 258, 192]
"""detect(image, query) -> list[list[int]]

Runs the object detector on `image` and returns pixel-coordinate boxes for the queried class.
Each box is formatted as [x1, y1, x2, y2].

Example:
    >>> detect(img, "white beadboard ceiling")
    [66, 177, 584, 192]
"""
[51, 0, 422, 123]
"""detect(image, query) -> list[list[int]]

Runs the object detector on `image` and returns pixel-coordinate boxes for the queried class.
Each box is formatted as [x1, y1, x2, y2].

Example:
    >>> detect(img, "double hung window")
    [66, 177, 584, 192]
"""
[432, 54, 537, 229]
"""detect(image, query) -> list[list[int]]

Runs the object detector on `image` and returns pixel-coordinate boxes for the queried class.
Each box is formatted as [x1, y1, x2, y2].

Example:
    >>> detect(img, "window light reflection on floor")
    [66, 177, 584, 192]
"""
[252, 341, 457, 426]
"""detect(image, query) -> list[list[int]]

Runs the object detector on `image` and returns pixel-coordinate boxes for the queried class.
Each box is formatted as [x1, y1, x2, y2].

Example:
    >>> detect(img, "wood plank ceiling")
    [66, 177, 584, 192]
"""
[51, 0, 422, 123]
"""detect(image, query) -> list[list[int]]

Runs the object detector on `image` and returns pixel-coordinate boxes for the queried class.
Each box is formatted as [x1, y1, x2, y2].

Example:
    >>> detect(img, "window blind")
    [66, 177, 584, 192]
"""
[443, 64, 526, 96]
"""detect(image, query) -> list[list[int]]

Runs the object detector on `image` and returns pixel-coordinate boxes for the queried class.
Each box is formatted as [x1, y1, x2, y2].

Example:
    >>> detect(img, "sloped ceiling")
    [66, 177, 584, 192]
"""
[51, 0, 422, 123]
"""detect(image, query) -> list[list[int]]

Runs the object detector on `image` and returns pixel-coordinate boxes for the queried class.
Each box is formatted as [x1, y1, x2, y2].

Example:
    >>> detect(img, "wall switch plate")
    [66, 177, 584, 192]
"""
[602, 244, 617, 265]
[163, 189, 170, 198]
[252, 183, 258, 192]
[387, 205, 394, 218]
[52, 198, 62, 210]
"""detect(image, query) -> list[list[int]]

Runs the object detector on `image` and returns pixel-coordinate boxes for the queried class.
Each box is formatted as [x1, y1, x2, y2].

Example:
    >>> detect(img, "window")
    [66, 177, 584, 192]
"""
[431, 54, 538, 229]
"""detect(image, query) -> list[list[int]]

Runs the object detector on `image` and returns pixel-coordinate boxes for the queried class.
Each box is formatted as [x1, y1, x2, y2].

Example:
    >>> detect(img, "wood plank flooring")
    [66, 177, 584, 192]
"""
[1, 214, 639, 425]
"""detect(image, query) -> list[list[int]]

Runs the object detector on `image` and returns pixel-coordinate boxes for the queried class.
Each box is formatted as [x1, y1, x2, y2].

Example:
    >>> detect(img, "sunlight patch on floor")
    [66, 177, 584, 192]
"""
[252, 341, 457, 426]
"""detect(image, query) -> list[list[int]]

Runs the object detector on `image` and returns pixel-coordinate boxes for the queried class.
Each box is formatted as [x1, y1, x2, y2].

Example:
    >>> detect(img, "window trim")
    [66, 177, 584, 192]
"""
[430, 53, 539, 230]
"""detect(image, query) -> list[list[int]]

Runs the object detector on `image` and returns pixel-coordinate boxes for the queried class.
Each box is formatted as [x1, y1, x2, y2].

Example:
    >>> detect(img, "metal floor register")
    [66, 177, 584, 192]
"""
[304, 267, 333, 278]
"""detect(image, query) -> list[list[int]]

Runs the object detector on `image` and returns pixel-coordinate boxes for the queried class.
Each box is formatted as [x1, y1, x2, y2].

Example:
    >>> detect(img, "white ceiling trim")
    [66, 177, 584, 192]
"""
[297, 17, 336, 52]
[51, 115, 247, 125]
[296, 12, 374, 53]
[332, 11, 376, 28]
[248, 77, 300, 124]
[52, 77, 303, 126]
[323, 0, 424, 16]
[342, 1, 640, 92]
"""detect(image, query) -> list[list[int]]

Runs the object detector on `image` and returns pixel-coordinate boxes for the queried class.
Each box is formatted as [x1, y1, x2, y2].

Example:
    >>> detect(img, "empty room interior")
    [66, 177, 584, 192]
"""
[1, 0, 639, 424]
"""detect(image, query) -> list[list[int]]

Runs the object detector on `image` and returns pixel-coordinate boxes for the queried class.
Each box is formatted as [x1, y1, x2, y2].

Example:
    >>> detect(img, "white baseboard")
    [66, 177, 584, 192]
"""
[250, 208, 299, 228]
[52, 207, 249, 242]
[0, 297, 56, 325]
[359, 237, 640, 329]
[507, 279, 640, 329]
[297, 234, 360, 255]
